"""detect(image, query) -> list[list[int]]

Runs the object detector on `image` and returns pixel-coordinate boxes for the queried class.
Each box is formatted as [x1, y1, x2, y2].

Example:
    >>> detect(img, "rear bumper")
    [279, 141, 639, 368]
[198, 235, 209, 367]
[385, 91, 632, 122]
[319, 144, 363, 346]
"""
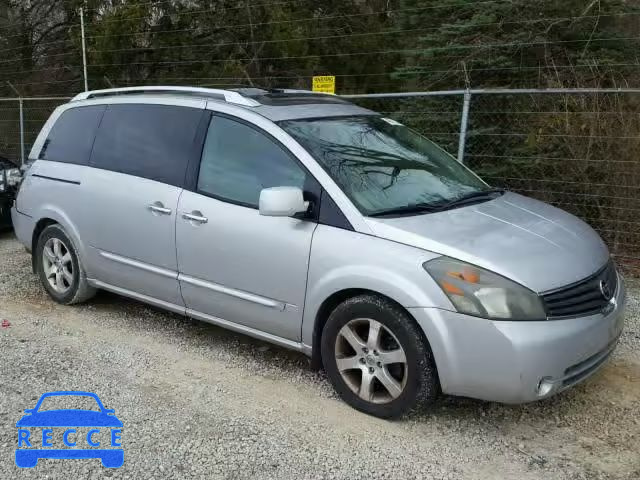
[11, 206, 34, 251]
[410, 273, 626, 404]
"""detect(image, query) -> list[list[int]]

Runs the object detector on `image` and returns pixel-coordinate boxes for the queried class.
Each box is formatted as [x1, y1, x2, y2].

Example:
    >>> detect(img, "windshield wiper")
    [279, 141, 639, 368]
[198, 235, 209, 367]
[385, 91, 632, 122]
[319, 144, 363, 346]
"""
[368, 203, 441, 217]
[433, 188, 505, 211]
[368, 189, 505, 218]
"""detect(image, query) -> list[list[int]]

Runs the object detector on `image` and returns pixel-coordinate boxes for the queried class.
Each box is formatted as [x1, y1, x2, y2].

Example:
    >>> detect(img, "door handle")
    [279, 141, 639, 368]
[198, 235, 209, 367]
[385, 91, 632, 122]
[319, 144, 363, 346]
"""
[148, 203, 172, 215]
[182, 212, 208, 224]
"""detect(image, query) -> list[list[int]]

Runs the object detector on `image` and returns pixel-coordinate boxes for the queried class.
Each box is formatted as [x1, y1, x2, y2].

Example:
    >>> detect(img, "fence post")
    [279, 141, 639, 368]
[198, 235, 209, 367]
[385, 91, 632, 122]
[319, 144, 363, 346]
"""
[80, 7, 88, 92]
[7, 82, 25, 165]
[456, 89, 471, 163]
[18, 98, 25, 165]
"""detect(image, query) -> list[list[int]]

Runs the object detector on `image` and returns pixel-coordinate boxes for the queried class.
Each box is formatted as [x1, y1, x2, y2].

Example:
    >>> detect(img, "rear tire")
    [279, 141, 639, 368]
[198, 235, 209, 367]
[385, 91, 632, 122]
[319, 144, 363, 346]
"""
[321, 294, 438, 418]
[36, 224, 96, 305]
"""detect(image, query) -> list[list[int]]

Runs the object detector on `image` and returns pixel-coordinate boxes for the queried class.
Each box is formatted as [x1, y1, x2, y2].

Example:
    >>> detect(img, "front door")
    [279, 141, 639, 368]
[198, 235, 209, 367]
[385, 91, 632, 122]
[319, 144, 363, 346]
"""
[176, 114, 317, 341]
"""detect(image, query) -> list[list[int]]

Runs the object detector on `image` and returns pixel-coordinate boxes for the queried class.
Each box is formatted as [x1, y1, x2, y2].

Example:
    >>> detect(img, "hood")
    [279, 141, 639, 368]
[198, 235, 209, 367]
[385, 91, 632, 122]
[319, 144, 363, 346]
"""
[364, 192, 609, 292]
[16, 410, 123, 427]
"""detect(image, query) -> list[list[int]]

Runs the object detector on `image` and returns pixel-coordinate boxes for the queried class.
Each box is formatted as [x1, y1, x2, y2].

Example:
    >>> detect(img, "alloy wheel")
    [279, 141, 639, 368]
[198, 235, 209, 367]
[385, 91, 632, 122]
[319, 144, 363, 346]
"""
[42, 237, 74, 294]
[334, 318, 408, 404]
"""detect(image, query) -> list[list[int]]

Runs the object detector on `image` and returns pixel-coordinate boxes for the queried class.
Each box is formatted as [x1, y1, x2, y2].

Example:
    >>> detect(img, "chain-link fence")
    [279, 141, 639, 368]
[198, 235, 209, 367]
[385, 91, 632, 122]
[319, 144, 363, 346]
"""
[0, 98, 70, 164]
[1, 89, 639, 276]
[349, 89, 640, 277]
[467, 91, 640, 279]
[0, 101, 22, 162]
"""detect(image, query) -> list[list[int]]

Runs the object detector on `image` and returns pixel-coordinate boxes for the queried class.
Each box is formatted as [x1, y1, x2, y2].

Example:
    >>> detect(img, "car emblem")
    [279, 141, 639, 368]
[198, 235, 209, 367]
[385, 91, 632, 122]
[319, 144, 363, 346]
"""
[599, 280, 613, 301]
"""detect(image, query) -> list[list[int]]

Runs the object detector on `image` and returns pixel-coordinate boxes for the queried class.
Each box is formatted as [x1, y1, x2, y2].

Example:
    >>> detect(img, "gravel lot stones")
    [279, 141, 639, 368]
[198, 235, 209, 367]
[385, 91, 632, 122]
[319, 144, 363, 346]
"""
[0, 232, 638, 479]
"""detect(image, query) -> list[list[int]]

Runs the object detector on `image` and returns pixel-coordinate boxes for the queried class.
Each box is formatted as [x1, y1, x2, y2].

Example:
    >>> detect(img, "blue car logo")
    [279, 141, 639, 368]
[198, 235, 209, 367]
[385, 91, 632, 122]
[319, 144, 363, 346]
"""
[15, 391, 123, 468]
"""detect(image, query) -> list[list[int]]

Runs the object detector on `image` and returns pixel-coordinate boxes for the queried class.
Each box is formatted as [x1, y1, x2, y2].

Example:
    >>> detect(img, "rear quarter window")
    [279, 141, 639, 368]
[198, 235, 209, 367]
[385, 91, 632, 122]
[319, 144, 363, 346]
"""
[39, 105, 106, 165]
[90, 104, 203, 187]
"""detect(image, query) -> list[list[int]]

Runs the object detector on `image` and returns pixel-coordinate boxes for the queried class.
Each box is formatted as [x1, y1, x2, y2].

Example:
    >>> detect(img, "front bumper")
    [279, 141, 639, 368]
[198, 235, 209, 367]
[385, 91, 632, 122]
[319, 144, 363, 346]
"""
[409, 273, 626, 404]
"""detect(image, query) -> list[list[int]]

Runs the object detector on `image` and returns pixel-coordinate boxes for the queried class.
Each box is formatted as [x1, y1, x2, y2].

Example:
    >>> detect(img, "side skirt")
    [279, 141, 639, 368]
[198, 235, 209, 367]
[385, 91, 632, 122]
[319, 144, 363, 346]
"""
[87, 278, 313, 357]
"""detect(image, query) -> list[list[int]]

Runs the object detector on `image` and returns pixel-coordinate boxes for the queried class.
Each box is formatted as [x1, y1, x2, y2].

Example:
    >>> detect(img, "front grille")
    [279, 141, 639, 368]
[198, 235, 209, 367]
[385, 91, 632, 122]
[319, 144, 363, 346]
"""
[541, 260, 617, 318]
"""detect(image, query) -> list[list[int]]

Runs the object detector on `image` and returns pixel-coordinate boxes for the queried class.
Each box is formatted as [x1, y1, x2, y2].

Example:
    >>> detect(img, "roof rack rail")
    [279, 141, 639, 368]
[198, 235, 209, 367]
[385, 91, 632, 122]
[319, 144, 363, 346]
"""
[71, 86, 260, 107]
[272, 88, 335, 95]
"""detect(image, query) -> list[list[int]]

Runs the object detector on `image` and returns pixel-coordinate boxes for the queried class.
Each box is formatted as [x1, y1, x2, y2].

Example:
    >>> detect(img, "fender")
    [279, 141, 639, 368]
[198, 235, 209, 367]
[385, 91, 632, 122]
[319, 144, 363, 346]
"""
[300, 225, 452, 349]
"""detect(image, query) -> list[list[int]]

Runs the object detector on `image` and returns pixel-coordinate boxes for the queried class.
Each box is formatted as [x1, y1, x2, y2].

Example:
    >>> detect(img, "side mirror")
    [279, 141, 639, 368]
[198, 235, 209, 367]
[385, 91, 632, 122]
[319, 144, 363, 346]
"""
[259, 186, 309, 217]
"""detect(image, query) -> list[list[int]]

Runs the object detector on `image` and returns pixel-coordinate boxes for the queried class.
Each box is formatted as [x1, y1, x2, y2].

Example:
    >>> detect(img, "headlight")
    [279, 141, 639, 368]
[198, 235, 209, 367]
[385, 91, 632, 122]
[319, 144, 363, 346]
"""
[423, 257, 546, 320]
[5, 168, 21, 187]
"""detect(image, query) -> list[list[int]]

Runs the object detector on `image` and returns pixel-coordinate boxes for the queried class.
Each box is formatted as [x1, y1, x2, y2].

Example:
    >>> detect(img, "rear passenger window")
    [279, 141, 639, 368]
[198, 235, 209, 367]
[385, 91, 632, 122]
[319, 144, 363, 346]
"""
[90, 104, 203, 187]
[39, 106, 105, 165]
[197, 116, 306, 207]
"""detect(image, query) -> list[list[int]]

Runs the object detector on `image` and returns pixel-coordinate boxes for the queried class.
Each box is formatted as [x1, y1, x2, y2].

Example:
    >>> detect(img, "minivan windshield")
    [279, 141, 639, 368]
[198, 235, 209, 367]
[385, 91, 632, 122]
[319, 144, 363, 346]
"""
[279, 115, 491, 216]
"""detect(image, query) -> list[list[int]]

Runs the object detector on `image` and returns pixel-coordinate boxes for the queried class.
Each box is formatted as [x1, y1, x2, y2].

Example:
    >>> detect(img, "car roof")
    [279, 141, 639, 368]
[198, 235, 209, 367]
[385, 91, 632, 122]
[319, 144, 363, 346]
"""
[69, 86, 378, 122]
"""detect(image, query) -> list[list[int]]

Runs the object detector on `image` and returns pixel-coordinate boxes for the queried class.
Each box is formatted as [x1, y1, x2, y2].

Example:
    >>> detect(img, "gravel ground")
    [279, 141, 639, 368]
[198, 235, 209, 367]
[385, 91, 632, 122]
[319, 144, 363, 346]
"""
[0, 231, 638, 480]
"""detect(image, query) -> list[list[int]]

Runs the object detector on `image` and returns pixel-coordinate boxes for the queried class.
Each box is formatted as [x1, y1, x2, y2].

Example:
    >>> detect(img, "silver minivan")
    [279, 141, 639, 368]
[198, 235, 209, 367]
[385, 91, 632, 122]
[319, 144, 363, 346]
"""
[12, 86, 626, 418]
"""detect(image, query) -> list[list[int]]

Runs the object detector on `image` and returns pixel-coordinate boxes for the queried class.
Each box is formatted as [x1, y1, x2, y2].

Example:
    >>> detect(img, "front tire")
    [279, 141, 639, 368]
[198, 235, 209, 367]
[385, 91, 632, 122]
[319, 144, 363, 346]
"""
[36, 224, 96, 305]
[321, 294, 439, 418]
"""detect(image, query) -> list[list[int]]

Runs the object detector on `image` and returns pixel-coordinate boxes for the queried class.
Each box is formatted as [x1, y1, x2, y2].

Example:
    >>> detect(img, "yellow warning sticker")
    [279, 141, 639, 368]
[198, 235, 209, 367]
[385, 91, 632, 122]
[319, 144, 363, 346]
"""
[312, 76, 336, 94]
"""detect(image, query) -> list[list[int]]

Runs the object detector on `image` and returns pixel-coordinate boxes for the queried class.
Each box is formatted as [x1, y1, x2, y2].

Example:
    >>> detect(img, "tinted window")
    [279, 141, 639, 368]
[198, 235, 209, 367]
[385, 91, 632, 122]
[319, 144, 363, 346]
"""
[90, 104, 203, 186]
[39, 106, 105, 165]
[197, 116, 306, 207]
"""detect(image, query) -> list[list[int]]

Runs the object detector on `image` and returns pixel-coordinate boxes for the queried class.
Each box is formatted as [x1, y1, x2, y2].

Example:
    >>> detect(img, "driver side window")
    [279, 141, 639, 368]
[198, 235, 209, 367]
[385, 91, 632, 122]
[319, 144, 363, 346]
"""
[197, 115, 306, 208]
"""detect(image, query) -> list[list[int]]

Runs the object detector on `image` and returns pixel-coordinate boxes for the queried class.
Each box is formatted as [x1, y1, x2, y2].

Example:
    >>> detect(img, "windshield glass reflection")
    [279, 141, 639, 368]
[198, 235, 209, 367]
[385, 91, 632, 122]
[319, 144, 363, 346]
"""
[280, 116, 489, 216]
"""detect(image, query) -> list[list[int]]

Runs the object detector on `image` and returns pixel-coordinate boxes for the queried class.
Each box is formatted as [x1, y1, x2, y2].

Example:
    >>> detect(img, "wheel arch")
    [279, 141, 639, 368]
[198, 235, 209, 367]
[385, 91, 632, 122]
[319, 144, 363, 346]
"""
[30, 208, 86, 275]
[308, 288, 435, 373]
[31, 218, 58, 272]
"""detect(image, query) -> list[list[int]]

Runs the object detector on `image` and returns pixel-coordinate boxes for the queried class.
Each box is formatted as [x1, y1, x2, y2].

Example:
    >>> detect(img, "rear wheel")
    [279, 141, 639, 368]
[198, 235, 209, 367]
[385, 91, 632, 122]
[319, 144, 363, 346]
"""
[36, 224, 96, 305]
[321, 294, 438, 418]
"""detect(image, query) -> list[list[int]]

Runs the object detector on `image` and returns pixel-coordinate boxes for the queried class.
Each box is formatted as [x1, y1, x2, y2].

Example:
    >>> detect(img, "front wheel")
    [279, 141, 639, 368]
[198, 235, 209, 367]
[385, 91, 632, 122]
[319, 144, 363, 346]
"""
[321, 294, 439, 418]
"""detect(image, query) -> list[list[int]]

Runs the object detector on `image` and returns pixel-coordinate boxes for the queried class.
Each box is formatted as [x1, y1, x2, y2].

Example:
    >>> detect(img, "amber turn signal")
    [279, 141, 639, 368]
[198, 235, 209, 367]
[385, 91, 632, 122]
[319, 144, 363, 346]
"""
[446, 268, 479, 284]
